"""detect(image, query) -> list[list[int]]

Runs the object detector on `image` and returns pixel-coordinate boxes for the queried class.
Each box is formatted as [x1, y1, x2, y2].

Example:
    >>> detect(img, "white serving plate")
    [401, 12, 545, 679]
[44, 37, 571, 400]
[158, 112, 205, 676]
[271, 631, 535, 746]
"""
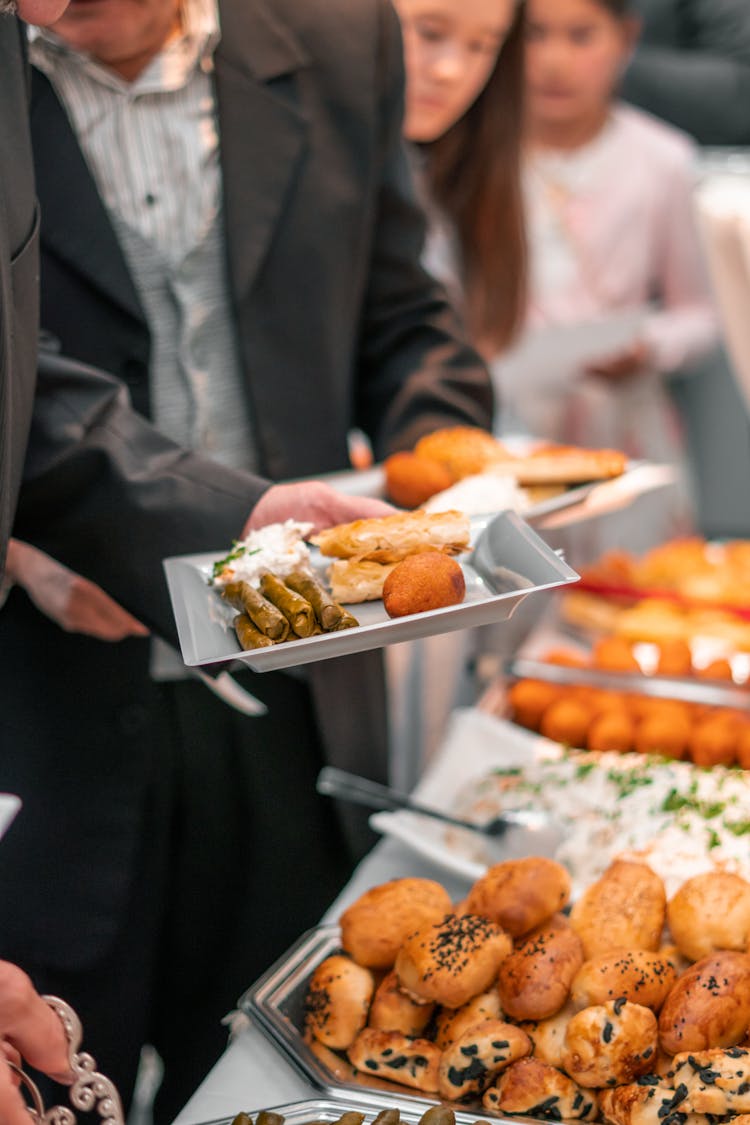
[163, 511, 578, 672]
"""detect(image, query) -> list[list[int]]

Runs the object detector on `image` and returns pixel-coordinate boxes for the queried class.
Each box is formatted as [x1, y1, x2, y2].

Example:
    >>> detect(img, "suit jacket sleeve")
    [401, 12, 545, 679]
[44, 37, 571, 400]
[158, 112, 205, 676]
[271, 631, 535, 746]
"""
[354, 0, 494, 459]
[621, 0, 750, 145]
[14, 351, 270, 639]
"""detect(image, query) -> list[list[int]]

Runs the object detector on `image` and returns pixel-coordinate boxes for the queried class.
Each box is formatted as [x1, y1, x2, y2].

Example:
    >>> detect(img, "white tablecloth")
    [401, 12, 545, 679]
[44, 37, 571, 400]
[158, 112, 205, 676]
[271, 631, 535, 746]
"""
[172, 838, 468, 1125]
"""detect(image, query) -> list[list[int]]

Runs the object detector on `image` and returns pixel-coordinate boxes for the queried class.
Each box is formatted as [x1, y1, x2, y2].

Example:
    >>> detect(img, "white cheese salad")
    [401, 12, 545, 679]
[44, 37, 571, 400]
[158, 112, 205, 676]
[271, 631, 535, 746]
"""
[210, 520, 313, 589]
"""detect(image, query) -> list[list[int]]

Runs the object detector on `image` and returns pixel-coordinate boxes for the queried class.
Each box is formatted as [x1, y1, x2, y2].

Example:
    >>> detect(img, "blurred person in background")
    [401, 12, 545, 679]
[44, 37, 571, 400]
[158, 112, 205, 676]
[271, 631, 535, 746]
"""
[621, 0, 750, 146]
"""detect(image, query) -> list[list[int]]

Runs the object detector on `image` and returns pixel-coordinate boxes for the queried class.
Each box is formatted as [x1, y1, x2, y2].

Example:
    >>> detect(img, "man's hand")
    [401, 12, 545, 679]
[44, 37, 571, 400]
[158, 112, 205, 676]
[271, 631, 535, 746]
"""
[244, 481, 395, 536]
[585, 340, 650, 382]
[0, 961, 72, 1125]
[6, 540, 148, 641]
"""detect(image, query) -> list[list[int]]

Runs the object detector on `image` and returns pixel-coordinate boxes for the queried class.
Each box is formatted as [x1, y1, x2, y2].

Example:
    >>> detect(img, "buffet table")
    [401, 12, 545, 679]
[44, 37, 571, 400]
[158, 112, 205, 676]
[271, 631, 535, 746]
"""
[173, 837, 468, 1125]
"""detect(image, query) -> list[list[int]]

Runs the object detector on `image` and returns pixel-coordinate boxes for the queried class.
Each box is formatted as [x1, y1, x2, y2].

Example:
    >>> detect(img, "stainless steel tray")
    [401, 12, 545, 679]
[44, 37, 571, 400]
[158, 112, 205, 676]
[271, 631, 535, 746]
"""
[198, 1096, 529, 1125]
[163, 511, 578, 671]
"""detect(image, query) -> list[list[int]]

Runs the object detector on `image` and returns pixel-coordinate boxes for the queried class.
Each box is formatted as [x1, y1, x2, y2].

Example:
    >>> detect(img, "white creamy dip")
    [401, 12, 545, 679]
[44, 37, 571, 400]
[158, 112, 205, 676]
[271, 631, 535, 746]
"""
[210, 520, 314, 589]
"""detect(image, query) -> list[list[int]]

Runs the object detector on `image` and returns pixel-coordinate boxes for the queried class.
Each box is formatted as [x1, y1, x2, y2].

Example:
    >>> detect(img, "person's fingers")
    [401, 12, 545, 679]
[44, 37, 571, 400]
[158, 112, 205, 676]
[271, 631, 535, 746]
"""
[0, 1041, 22, 1071]
[67, 578, 149, 641]
[0, 963, 71, 1080]
[244, 481, 396, 536]
[0, 1065, 35, 1125]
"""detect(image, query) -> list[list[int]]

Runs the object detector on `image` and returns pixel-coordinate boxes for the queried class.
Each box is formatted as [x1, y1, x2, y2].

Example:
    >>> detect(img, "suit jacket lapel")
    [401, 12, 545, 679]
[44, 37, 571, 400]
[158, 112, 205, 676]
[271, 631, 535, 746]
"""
[30, 68, 145, 327]
[215, 0, 310, 304]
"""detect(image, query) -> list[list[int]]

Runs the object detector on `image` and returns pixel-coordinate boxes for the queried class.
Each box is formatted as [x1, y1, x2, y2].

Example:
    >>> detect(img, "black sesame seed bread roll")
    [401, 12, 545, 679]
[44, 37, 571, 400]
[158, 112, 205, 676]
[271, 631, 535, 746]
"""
[482, 1056, 599, 1120]
[434, 989, 504, 1050]
[571, 950, 678, 1014]
[305, 954, 375, 1050]
[520, 1001, 577, 1070]
[561, 1000, 659, 1088]
[658, 951, 750, 1056]
[569, 861, 666, 961]
[599, 1079, 693, 1125]
[395, 912, 513, 1009]
[670, 1047, 750, 1116]
[464, 857, 571, 938]
[339, 878, 453, 970]
[498, 914, 584, 1022]
[367, 970, 435, 1037]
[437, 1019, 531, 1099]
[347, 1028, 441, 1093]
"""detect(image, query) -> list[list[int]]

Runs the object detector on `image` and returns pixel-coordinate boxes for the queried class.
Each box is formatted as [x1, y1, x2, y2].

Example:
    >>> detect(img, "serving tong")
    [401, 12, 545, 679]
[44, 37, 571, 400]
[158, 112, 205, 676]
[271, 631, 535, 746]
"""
[9, 996, 123, 1124]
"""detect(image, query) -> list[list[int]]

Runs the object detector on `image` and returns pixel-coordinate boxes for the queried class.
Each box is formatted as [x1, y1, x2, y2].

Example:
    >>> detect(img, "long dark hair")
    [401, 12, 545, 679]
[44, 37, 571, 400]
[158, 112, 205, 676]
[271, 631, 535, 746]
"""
[421, 3, 527, 354]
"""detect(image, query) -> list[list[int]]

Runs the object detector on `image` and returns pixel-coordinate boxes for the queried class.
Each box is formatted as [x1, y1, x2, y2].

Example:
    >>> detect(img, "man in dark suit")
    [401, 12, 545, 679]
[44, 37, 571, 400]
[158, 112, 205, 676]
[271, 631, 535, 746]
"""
[1, 0, 493, 1118]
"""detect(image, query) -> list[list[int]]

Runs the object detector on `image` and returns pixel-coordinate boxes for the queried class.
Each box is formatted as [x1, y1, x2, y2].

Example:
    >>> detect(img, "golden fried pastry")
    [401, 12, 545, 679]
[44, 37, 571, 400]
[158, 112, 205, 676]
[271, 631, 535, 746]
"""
[671, 1047, 750, 1115]
[465, 857, 572, 938]
[437, 1019, 531, 1099]
[414, 426, 508, 480]
[339, 878, 452, 969]
[434, 989, 504, 1050]
[383, 451, 455, 508]
[561, 1000, 659, 1088]
[599, 1081, 693, 1125]
[367, 970, 435, 1037]
[483, 1057, 599, 1120]
[697, 657, 734, 681]
[508, 679, 564, 732]
[570, 951, 677, 1014]
[513, 447, 627, 486]
[305, 955, 375, 1050]
[588, 709, 636, 753]
[655, 639, 693, 677]
[593, 637, 641, 674]
[633, 710, 690, 760]
[569, 861, 666, 960]
[689, 714, 738, 767]
[382, 552, 465, 618]
[658, 951, 750, 1055]
[497, 914, 584, 1021]
[327, 558, 397, 603]
[520, 1001, 577, 1069]
[667, 871, 750, 962]
[312, 508, 470, 563]
[347, 1028, 441, 1093]
[395, 912, 512, 1008]
[539, 698, 592, 748]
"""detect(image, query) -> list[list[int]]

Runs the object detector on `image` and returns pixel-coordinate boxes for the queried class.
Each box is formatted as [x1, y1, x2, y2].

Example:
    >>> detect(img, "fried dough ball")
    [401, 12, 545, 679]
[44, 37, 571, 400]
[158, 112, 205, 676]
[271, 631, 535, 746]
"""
[588, 709, 636, 753]
[633, 709, 690, 760]
[368, 970, 435, 1036]
[394, 912, 513, 1008]
[671, 1046, 750, 1115]
[570, 950, 677, 1013]
[434, 989, 504, 1049]
[697, 657, 734, 681]
[498, 914, 585, 1021]
[347, 1027, 441, 1092]
[689, 714, 738, 767]
[658, 951, 750, 1055]
[539, 698, 592, 748]
[655, 639, 693, 677]
[587, 690, 631, 717]
[561, 1000, 659, 1088]
[593, 637, 641, 674]
[339, 877, 452, 969]
[667, 871, 750, 961]
[382, 551, 465, 618]
[465, 857, 572, 937]
[414, 425, 507, 480]
[438, 1019, 531, 1099]
[305, 955, 375, 1049]
[508, 679, 563, 731]
[520, 1001, 577, 1069]
[570, 861, 666, 960]
[483, 1057, 599, 1120]
[383, 451, 454, 509]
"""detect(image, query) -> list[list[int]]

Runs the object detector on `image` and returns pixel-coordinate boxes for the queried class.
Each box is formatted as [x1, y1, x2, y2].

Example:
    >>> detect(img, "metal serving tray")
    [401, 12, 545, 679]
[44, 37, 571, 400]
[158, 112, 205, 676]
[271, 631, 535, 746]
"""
[199, 1096, 529, 1125]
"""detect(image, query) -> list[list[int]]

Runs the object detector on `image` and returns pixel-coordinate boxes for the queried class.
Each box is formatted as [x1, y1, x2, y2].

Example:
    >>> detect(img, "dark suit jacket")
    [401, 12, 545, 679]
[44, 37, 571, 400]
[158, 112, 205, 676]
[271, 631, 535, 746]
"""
[622, 0, 750, 145]
[0, 0, 491, 970]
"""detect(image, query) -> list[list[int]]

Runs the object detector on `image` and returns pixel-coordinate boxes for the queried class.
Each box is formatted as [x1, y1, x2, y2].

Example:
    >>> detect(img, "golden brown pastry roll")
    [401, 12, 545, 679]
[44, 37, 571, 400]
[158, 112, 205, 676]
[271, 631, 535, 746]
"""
[599, 1081, 694, 1125]
[395, 912, 512, 1009]
[658, 951, 750, 1055]
[312, 509, 470, 563]
[667, 871, 750, 962]
[670, 1047, 750, 1116]
[571, 950, 678, 1014]
[562, 1000, 659, 1088]
[347, 1028, 441, 1093]
[339, 878, 452, 970]
[465, 857, 572, 937]
[367, 970, 434, 1037]
[520, 1001, 577, 1069]
[305, 955, 375, 1050]
[434, 989, 504, 1050]
[498, 914, 584, 1021]
[483, 1057, 598, 1120]
[327, 559, 397, 603]
[569, 861, 666, 960]
[438, 1019, 531, 1099]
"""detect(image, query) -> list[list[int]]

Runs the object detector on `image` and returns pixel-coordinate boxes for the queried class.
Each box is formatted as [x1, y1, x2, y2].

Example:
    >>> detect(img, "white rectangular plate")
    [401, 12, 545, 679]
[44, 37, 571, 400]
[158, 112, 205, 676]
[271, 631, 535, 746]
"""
[163, 511, 578, 672]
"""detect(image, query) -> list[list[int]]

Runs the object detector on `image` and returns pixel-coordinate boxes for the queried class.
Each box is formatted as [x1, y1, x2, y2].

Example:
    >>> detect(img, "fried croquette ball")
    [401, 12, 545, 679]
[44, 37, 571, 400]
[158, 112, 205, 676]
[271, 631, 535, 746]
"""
[633, 709, 690, 760]
[592, 637, 640, 673]
[697, 658, 734, 681]
[587, 690, 631, 717]
[587, 709, 636, 753]
[508, 679, 564, 731]
[383, 451, 455, 509]
[689, 715, 738, 767]
[382, 552, 465, 618]
[654, 638, 693, 677]
[540, 698, 593, 748]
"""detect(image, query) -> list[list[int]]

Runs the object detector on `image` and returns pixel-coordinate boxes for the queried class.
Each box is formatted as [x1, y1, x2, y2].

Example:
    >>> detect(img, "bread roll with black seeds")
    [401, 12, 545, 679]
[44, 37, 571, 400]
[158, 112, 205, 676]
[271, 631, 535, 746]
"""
[498, 914, 584, 1021]
[599, 1079, 696, 1125]
[437, 1019, 531, 1099]
[658, 951, 750, 1055]
[571, 950, 678, 1013]
[434, 989, 504, 1050]
[368, 970, 435, 1037]
[305, 955, 375, 1050]
[395, 912, 513, 1009]
[520, 1001, 577, 1069]
[347, 1027, 441, 1093]
[667, 871, 750, 962]
[482, 1056, 598, 1120]
[670, 1047, 750, 1115]
[569, 862, 666, 960]
[339, 878, 453, 969]
[465, 858, 571, 937]
[561, 1000, 659, 1088]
